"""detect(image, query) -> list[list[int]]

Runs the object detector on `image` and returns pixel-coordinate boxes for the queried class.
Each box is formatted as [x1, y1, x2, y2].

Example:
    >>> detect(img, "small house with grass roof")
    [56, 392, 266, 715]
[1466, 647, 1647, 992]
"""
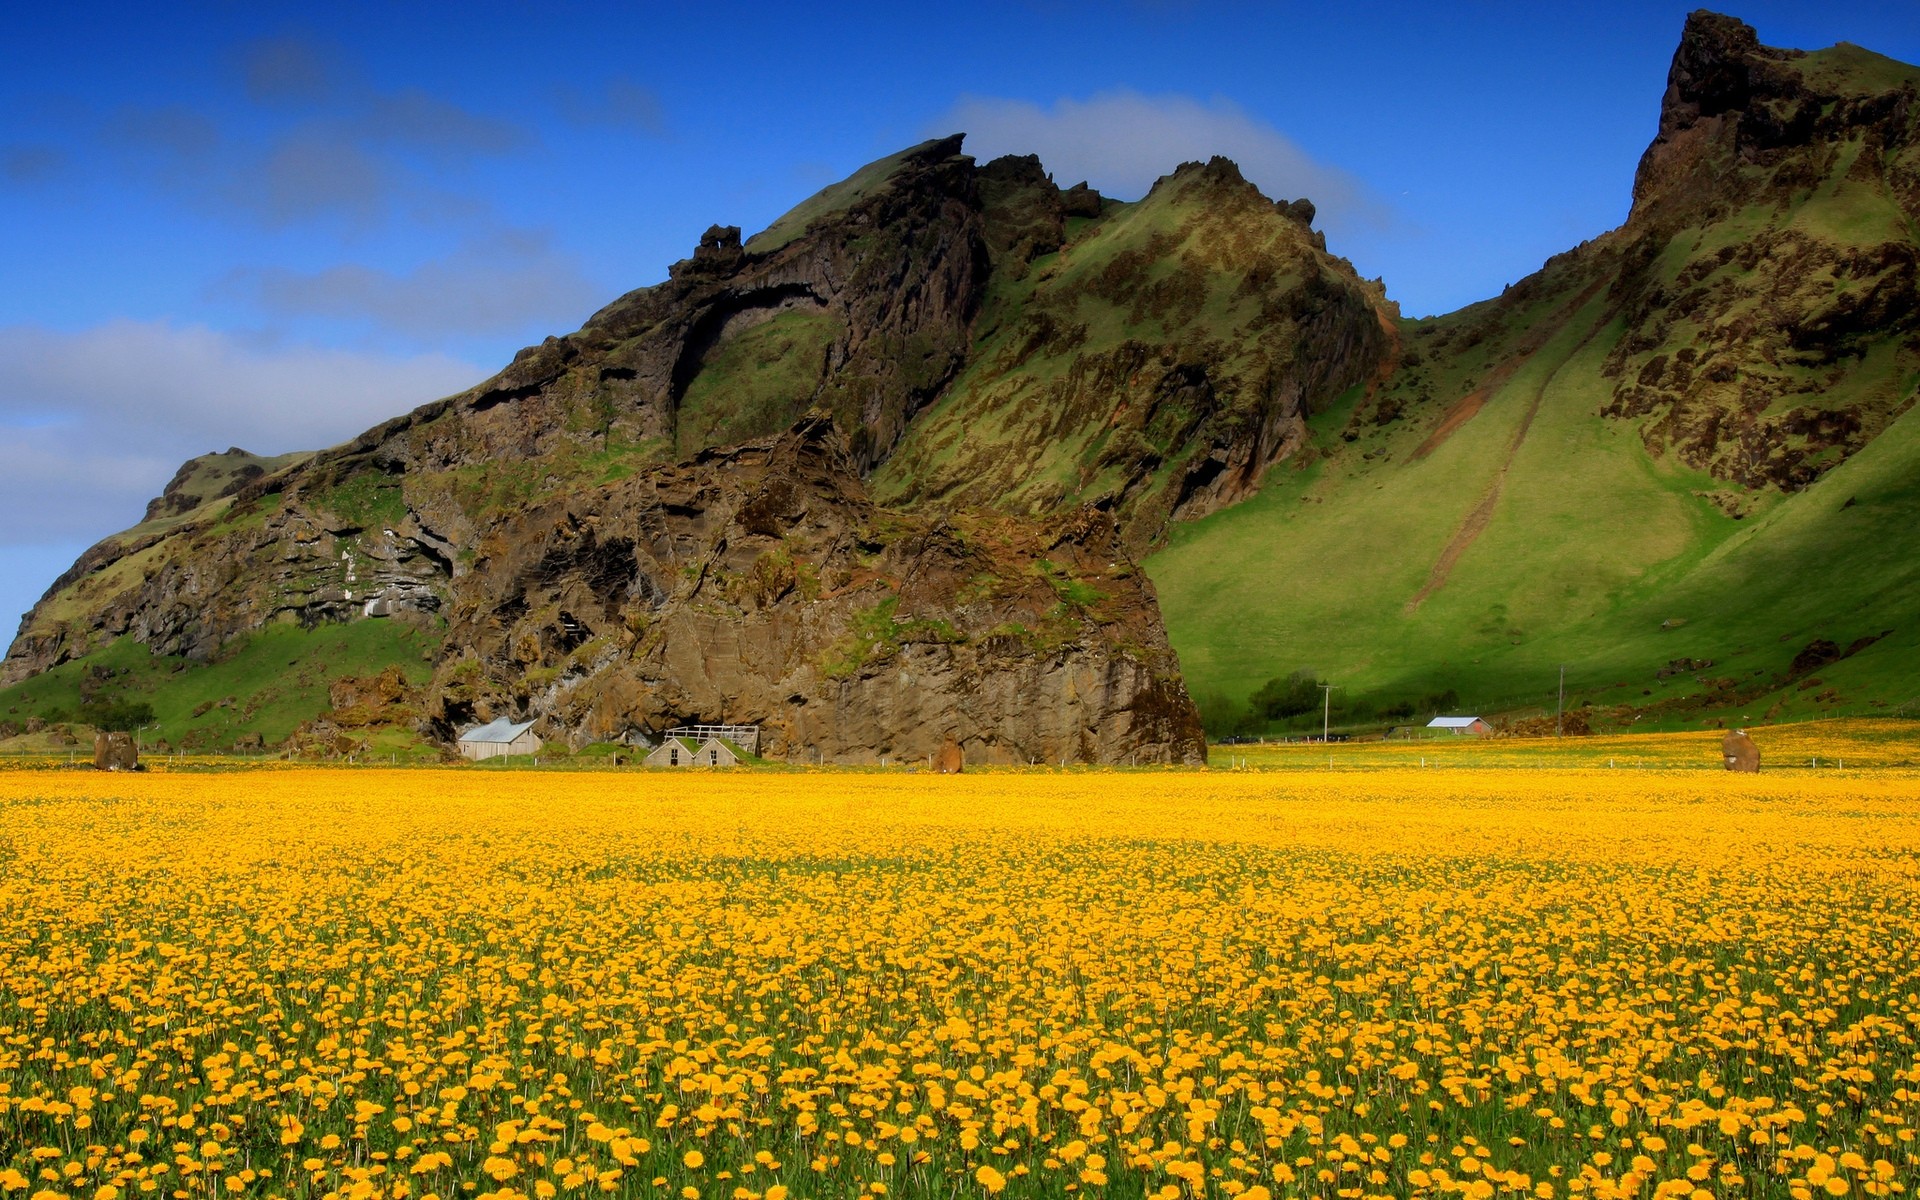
[644, 733, 744, 767]
[644, 734, 701, 767]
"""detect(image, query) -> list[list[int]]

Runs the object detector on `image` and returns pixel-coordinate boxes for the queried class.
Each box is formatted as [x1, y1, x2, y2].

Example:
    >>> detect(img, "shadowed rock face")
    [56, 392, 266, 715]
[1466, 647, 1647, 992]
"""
[875, 155, 1395, 552]
[429, 417, 1205, 765]
[354, 134, 986, 481]
[1599, 13, 1920, 491]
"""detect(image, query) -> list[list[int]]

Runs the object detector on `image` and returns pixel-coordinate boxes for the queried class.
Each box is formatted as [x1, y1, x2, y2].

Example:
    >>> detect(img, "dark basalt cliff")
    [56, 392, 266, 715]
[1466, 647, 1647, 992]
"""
[430, 417, 1203, 764]
[1435, 10, 1920, 495]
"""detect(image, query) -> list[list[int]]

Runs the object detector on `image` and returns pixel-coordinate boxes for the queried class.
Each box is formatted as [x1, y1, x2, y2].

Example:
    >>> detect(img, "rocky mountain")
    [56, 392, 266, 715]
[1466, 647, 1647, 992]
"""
[5, 10, 1918, 747]
[1, 127, 1382, 759]
[422, 417, 1200, 764]
[1152, 11, 1920, 730]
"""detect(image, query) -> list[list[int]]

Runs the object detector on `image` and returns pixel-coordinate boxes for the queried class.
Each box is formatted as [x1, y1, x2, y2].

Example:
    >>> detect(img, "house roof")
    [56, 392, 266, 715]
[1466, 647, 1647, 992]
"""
[459, 717, 538, 744]
[1426, 716, 1486, 728]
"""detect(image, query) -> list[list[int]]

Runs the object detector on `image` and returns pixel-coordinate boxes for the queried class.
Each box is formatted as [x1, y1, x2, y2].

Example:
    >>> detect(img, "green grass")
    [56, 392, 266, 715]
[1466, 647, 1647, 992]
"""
[311, 469, 408, 531]
[1793, 41, 1920, 95]
[675, 310, 841, 456]
[1148, 269, 1920, 735]
[0, 621, 436, 752]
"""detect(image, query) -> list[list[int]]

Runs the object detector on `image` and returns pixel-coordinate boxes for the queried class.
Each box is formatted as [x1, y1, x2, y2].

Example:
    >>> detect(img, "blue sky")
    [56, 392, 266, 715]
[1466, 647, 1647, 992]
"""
[3, 1, 1918, 638]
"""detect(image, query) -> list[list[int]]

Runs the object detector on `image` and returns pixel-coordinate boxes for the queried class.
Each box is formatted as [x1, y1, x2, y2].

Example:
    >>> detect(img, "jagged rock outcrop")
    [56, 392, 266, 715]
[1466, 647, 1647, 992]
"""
[1598, 13, 1920, 490]
[330, 133, 987, 488]
[429, 416, 1203, 765]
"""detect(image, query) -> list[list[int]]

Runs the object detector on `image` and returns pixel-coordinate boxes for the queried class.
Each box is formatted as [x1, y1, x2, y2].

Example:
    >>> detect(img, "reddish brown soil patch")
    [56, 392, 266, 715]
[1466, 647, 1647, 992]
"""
[1405, 304, 1610, 612]
[1410, 386, 1494, 460]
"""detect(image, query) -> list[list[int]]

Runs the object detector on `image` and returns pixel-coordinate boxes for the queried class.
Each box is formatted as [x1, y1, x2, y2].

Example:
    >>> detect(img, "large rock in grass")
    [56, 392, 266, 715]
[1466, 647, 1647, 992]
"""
[1722, 729, 1760, 773]
[92, 731, 138, 771]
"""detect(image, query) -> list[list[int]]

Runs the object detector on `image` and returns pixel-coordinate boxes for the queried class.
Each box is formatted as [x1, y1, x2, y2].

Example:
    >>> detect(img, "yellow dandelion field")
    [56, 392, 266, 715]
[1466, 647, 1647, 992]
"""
[1, 767, 1917, 1200]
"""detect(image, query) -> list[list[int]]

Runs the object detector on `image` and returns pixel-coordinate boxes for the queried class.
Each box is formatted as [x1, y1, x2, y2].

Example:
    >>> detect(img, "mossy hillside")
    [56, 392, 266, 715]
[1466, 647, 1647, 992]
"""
[0, 622, 435, 751]
[1790, 40, 1920, 96]
[130, 448, 310, 532]
[1149, 265, 1920, 735]
[674, 310, 842, 457]
[1149, 29, 1920, 734]
[874, 160, 1387, 542]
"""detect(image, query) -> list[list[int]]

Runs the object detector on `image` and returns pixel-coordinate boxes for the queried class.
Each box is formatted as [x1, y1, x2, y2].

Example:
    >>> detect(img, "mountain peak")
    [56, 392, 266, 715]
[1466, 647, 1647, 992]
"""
[1625, 9, 1920, 222]
[1663, 11, 1802, 125]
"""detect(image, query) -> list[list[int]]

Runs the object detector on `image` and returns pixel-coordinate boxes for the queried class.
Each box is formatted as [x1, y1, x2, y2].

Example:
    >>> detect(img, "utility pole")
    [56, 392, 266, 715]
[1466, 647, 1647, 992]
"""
[1320, 684, 1339, 745]
[1557, 665, 1568, 738]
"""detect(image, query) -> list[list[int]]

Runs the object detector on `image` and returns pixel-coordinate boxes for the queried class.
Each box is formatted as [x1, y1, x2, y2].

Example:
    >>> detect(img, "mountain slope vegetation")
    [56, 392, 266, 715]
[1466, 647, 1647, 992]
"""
[5, 11, 1917, 749]
[1149, 12, 1920, 732]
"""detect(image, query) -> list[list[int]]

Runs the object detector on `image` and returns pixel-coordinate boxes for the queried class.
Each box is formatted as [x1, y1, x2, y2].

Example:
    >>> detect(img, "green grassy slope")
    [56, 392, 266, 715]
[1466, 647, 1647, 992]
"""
[1150, 225, 1919, 733]
[1146, 18, 1920, 735]
[0, 622, 435, 751]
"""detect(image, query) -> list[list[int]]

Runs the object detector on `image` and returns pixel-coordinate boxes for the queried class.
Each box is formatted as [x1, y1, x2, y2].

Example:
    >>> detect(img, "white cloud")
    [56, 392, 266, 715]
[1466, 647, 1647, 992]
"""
[938, 90, 1386, 232]
[0, 320, 483, 546]
[555, 77, 666, 136]
[221, 229, 603, 340]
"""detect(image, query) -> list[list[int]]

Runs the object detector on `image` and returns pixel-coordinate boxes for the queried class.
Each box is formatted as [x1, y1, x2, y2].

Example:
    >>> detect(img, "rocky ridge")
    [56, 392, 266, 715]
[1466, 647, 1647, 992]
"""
[428, 416, 1203, 764]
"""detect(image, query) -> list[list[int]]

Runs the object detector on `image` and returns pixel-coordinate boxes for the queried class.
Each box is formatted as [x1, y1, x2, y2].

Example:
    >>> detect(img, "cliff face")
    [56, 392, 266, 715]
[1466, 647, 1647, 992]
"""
[431, 417, 1204, 765]
[1591, 12, 1920, 491]
[4, 128, 1394, 757]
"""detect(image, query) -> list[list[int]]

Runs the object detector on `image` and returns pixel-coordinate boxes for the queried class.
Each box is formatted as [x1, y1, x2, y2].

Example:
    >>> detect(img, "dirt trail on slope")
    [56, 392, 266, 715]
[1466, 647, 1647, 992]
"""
[1404, 301, 1611, 613]
[1408, 278, 1611, 463]
[1409, 387, 1494, 460]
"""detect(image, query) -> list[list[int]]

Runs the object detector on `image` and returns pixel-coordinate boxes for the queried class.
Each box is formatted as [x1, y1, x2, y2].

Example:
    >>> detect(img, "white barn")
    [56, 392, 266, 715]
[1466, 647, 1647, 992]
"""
[458, 717, 542, 761]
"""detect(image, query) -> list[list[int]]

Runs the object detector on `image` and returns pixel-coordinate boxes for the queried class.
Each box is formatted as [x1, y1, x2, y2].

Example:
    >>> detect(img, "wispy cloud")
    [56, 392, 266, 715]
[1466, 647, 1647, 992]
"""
[554, 77, 666, 136]
[2, 144, 67, 184]
[361, 89, 532, 160]
[217, 230, 602, 340]
[0, 320, 482, 544]
[91, 35, 537, 231]
[237, 34, 341, 106]
[937, 89, 1388, 233]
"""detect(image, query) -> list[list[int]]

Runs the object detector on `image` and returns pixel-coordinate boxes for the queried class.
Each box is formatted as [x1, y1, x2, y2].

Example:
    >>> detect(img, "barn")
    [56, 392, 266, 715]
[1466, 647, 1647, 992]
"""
[1426, 716, 1492, 737]
[458, 717, 542, 760]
